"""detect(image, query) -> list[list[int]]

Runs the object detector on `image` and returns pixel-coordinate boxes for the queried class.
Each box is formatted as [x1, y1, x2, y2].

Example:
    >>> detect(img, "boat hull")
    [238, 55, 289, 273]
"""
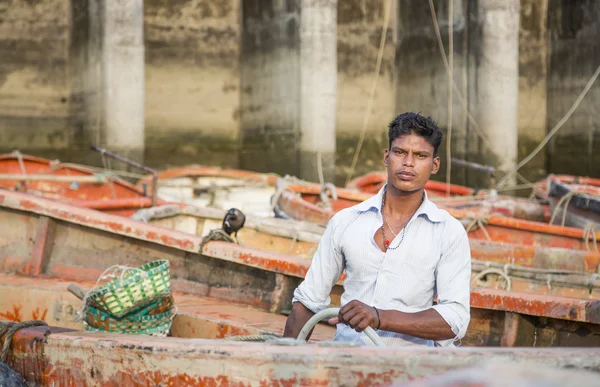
[139, 165, 279, 217]
[0, 153, 157, 216]
[548, 177, 600, 230]
[6, 323, 600, 386]
[2, 190, 600, 350]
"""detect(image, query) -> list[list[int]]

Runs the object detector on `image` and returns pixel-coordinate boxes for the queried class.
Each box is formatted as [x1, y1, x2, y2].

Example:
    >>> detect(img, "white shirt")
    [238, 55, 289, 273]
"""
[292, 185, 471, 346]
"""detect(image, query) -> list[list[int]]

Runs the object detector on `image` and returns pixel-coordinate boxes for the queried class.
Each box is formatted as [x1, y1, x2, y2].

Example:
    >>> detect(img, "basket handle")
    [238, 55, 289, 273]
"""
[68, 284, 87, 301]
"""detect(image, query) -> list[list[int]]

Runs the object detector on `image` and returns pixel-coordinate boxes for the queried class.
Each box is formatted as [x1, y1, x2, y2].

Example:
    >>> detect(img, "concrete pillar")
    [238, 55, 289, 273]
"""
[102, 0, 145, 161]
[298, 0, 337, 183]
[518, 0, 548, 183]
[240, 0, 337, 183]
[72, 0, 145, 163]
[477, 0, 520, 185]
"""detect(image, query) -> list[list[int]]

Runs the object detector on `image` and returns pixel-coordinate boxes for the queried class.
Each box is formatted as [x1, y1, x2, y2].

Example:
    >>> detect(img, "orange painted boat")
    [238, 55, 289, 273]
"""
[134, 203, 600, 300]
[0, 152, 161, 216]
[275, 179, 600, 251]
[534, 174, 600, 202]
[547, 175, 600, 230]
[3, 277, 600, 386]
[2, 283, 600, 387]
[137, 165, 280, 217]
[3, 192, 600, 385]
[2, 189, 600, 336]
[347, 170, 475, 197]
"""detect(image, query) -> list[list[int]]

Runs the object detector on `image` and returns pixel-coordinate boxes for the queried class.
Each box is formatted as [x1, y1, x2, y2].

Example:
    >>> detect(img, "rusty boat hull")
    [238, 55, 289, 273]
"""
[347, 171, 475, 197]
[275, 179, 600, 251]
[133, 204, 600, 299]
[1, 189, 600, 348]
[3, 278, 600, 387]
[0, 152, 158, 216]
[547, 176, 600, 230]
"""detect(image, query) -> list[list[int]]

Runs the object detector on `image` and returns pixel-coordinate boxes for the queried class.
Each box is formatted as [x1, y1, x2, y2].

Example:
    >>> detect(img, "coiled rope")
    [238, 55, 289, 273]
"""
[0, 320, 48, 363]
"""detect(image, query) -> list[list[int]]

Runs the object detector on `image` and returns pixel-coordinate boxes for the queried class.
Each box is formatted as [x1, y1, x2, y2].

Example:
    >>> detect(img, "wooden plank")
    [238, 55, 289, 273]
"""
[28, 216, 56, 276]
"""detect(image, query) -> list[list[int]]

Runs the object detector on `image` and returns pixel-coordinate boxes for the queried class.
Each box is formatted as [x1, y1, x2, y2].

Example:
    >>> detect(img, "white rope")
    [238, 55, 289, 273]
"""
[589, 273, 599, 294]
[471, 268, 512, 291]
[549, 191, 579, 226]
[498, 63, 600, 188]
[428, 0, 495, 155]
[345, 0, 392, 185]
[446, 0, 454, 196]
[583, 223, 598, 252]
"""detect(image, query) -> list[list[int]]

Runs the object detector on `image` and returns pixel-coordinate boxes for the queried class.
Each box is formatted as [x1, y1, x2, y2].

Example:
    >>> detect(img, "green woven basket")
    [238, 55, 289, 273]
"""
[85, 321, 174, 337]
[84, 295, 175, 333]
[87, 260, 171, 318]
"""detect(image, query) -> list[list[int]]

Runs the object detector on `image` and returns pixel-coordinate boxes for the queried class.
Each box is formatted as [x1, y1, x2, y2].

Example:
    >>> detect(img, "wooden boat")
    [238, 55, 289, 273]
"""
[2, 189, 600, 343]
[348, 171, 554, 222]
[275, 179, 600, 251]
[3, 276, 600, 386]
[547, 175, 600, 230]
[133, 203, 600, 299]
[347, 170, 475, 197]
[534, 174, 600, 202]
[137, 165, 280, 217]
[0, 152, 159, 216]
[132, 204, 325, 259]
[401, 363, 600, 387]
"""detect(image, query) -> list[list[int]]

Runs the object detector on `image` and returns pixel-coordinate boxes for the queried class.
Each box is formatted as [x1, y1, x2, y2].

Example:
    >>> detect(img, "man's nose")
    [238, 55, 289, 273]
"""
[403, 153, 415, 166]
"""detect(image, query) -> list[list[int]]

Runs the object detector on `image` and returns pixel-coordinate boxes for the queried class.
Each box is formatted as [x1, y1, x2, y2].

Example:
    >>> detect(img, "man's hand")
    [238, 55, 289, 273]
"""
[328, 300, 380, 332]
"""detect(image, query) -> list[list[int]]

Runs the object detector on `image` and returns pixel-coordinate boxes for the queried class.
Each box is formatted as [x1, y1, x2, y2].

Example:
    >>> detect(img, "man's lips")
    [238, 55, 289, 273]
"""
[397, 171, 416, 180]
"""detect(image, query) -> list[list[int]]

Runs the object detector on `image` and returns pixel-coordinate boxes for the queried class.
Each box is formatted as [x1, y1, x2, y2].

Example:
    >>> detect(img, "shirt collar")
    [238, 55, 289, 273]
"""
[353, 184, 445, 223]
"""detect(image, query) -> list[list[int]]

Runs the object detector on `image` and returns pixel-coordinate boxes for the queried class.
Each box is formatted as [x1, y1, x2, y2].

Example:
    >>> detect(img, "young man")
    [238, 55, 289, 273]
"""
[283, 112, 471, 346]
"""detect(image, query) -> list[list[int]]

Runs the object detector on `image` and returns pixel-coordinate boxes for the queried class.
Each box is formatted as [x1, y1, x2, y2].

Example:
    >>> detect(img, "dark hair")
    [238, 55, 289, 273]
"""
[388, 112, 443, 156]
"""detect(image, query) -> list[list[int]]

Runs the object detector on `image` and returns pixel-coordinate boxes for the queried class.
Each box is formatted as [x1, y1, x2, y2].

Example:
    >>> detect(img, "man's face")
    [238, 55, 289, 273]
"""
[384, 133, 440, 194]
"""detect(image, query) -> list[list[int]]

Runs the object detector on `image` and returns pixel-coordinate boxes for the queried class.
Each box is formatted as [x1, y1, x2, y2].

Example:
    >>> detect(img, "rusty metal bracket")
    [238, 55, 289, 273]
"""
[90, 146, 158, 207]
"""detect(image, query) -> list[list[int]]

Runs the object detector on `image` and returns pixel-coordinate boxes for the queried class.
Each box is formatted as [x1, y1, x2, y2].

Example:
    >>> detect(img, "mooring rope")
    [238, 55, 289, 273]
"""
[0, 320, 48, 363]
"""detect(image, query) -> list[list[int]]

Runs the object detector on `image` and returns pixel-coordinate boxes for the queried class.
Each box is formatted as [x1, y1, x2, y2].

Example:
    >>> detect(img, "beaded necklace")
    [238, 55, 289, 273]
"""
[380, 188, 423, 250]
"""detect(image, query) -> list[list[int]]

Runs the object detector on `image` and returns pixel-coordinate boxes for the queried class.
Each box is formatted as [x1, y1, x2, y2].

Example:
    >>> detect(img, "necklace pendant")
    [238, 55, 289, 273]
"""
[384, 239, 390, 248]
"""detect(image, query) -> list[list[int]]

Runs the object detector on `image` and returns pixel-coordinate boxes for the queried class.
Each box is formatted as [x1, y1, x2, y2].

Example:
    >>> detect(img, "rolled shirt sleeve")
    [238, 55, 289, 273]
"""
[431, 222, 471, 345]
[292, 214, 345, 313]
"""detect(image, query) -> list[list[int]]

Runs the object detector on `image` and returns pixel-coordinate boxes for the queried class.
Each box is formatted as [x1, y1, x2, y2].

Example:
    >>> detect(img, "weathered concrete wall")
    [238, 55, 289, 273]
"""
[0, 0, 71, 152]
[239, 0, 301, 176]
[70, 0, 145, 163]
[144, 0, 241, 168]
[546, 0, 600, 178]
[337, 0, 397, 184]
[396, 0, 473, 187]
[518, 0, 548, 183]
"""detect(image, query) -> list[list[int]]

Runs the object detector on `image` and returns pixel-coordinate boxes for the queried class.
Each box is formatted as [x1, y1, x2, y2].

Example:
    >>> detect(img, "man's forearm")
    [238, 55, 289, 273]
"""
[379, 308, 455, 340]
[283, 302, 315, 339]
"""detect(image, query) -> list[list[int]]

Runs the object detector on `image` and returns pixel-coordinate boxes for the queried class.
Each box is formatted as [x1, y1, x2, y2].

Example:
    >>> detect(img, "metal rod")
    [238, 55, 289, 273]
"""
[450, 158, 495, 175]
[451, 158, 496, 189]
[0, 174, 107, 183]
[90, 146, 158, 207]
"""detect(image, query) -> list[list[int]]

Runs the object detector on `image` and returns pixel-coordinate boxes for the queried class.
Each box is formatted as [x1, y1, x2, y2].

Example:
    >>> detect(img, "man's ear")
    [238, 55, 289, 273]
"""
[432, 156, 441, 174]
[384, 149, 389, 167]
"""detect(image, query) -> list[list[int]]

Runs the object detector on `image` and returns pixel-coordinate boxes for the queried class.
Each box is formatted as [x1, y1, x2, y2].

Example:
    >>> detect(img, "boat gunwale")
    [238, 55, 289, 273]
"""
[2, 190, 600, 324]
[0, 153, 147, 196]
[137, 165, 281, 188]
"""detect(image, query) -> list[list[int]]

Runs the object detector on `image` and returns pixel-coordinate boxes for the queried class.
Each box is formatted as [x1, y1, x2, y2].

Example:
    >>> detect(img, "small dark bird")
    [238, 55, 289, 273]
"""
[222, 208, 246, 237]
[0, 362, 28, 387]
